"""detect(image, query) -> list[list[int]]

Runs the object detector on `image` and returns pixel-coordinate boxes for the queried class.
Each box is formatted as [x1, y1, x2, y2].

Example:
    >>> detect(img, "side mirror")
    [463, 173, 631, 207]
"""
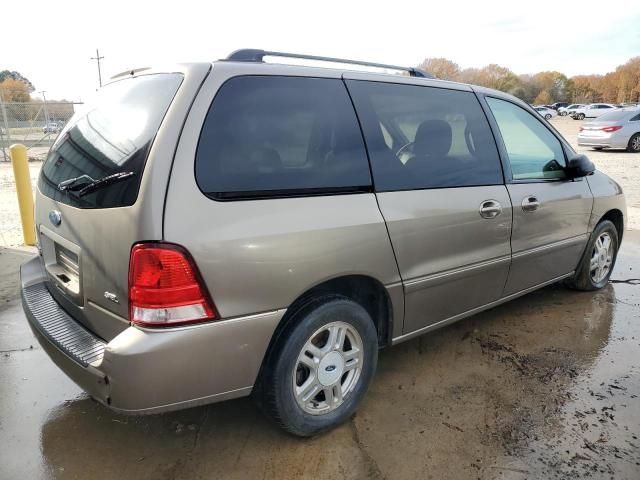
[566, 154, 595, 178]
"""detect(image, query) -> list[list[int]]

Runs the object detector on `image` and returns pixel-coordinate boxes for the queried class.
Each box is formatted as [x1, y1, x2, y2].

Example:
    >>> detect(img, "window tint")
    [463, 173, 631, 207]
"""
[486, 97, 566, 180]
[195, 76, 371, 199]
[39, 74, 182, 208]
[631, 113, 640, 121]
[346, 81, 503, 191]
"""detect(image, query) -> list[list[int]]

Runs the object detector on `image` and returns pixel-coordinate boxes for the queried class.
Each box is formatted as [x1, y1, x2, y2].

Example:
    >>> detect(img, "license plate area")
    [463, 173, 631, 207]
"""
[39, 225, 83, 304]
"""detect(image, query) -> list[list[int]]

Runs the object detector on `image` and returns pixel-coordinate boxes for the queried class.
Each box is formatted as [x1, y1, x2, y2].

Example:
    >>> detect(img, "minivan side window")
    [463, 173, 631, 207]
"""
[195, 76, 371, 199]
[346, 81, 503, 191]
[486, 97, 566, 181]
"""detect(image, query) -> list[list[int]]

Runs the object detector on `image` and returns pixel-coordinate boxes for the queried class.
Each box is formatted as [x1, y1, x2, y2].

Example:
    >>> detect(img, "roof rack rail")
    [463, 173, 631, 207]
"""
[225, 49, 433, 79]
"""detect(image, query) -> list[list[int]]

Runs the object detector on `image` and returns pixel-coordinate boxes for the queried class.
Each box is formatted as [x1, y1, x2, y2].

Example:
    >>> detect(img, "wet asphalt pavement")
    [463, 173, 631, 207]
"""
[0, 233, 639, 480]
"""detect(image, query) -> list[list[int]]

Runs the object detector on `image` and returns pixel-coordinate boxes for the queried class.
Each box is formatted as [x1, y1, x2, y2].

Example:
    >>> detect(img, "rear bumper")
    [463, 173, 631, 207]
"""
[20, 256, 284, 414]
[577, 135, 628, 149]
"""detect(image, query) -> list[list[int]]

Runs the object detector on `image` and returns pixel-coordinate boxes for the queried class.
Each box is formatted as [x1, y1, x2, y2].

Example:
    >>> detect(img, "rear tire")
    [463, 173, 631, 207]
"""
[577, 113, 585, 120]
[566, 220, 618, 291]
[545, 114, 552, 120]
[627, 133, 640, 153]
[256, 296, 378, 437]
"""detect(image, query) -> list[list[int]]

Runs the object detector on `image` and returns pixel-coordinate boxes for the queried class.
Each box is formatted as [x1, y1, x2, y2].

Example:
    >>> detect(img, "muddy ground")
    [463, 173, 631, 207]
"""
[0, 234, 638, 480]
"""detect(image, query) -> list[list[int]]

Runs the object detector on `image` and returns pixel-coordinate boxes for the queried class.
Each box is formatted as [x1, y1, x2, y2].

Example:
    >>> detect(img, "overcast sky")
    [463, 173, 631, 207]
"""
[3, 0, 639, 102]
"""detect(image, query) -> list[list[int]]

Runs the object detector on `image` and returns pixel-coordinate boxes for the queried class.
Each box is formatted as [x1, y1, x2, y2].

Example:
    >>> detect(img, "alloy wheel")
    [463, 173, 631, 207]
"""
[590, 232, 614, 283]
[293, 321, 363, 415]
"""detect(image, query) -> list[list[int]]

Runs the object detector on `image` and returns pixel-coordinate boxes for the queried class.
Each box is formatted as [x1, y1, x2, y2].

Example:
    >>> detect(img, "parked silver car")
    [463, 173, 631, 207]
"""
[533, 106, 557, 120]
[20, 50, 626, 436]
[578, 108, 640, 152]
[558, 104, 585, 116]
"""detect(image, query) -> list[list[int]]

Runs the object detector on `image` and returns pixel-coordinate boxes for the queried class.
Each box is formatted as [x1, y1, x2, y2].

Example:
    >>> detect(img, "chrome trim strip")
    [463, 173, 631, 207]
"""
[512, 235, 588, 260]
[404, 255, 511, 293]
[392, 272, 574, 345]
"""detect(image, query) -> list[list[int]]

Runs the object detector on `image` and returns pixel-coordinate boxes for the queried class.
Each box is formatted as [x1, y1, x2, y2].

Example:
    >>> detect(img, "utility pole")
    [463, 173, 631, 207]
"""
[40, 90, 49, 124]
[0, 88, 10, 162]
[91, 49, 104, 88]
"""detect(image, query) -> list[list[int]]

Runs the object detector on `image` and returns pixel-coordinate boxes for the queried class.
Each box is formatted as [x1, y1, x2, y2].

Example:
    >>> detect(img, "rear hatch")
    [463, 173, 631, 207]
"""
[34, 69, 203, 341]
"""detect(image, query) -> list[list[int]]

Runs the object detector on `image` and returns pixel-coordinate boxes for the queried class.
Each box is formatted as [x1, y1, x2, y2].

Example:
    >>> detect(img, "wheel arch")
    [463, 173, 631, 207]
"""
[252, 274, 395, 397]
[599, 209, 624, 244]
[281, 274, 393, 347]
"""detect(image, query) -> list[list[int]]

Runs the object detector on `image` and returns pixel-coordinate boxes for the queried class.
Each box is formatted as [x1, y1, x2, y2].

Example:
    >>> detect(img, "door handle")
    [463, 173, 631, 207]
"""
[479, 200, 502, 219]
[522, 195, 540, 212]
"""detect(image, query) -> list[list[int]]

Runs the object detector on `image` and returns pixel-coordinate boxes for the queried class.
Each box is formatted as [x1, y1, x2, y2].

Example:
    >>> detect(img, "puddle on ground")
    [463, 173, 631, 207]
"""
[1, 234, 638, 479]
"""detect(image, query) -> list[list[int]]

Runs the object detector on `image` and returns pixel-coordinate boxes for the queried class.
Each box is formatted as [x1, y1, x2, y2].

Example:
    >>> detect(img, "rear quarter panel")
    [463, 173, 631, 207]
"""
[587, 171, 627, 234]
[164, 63, 403, 332]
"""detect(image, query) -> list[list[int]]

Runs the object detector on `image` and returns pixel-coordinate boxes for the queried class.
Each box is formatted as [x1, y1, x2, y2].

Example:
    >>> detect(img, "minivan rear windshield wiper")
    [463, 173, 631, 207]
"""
[57, 171, 136, 197]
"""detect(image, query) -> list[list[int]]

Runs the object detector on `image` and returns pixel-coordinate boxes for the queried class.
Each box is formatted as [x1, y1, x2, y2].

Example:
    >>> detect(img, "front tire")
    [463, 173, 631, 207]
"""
[545, 114, 552, 120]
[560, 111, 567, 116]
[257, 296, 378, 436]
[567, 220, 618, 291]
[627, 133, 640, 153]
[577, 113, 585, 120]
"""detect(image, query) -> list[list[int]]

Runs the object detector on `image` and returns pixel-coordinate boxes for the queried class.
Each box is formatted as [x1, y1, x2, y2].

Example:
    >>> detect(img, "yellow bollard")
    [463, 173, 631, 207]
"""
[9, 144, 36, 246]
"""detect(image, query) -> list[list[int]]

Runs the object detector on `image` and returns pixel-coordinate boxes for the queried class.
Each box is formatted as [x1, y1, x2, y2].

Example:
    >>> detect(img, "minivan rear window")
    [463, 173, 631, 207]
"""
[39, 73, 182, 209]
[195, 76, 371, 199]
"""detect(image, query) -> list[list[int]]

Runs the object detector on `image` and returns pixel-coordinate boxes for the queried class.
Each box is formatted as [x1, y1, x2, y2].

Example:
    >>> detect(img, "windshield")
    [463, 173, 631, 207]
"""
[39, 73, 182, 208]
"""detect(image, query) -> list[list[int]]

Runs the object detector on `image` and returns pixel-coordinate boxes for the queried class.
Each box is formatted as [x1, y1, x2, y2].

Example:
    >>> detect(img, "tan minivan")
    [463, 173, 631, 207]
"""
[21, 50, 626, 436]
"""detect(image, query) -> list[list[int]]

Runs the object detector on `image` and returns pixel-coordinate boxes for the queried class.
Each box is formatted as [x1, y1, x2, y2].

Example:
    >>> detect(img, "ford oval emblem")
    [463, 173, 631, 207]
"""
[49, 210, 62, 227]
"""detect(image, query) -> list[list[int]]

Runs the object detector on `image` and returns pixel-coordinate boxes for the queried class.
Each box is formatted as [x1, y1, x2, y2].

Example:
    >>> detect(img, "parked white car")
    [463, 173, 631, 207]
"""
[533, 106, 557, 120]
[558, 104, 585, 116]
[42, 122, 60, 134]
[571, 104, 616, 120]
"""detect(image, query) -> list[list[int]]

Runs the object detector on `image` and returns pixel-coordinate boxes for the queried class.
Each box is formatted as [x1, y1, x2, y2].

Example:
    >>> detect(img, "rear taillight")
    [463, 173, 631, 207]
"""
[128, 243, 217, 327]
[601, 126, 623, 133]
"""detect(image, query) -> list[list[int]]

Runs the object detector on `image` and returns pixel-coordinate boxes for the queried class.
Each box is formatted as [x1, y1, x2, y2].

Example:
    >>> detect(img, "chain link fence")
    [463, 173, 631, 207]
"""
[0, 100, 82, 246]
[0, 101, 83, 162]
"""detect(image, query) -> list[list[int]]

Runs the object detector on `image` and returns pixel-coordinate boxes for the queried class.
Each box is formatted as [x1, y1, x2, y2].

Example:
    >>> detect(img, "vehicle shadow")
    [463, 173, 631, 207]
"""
[39, 284, 616, 480]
